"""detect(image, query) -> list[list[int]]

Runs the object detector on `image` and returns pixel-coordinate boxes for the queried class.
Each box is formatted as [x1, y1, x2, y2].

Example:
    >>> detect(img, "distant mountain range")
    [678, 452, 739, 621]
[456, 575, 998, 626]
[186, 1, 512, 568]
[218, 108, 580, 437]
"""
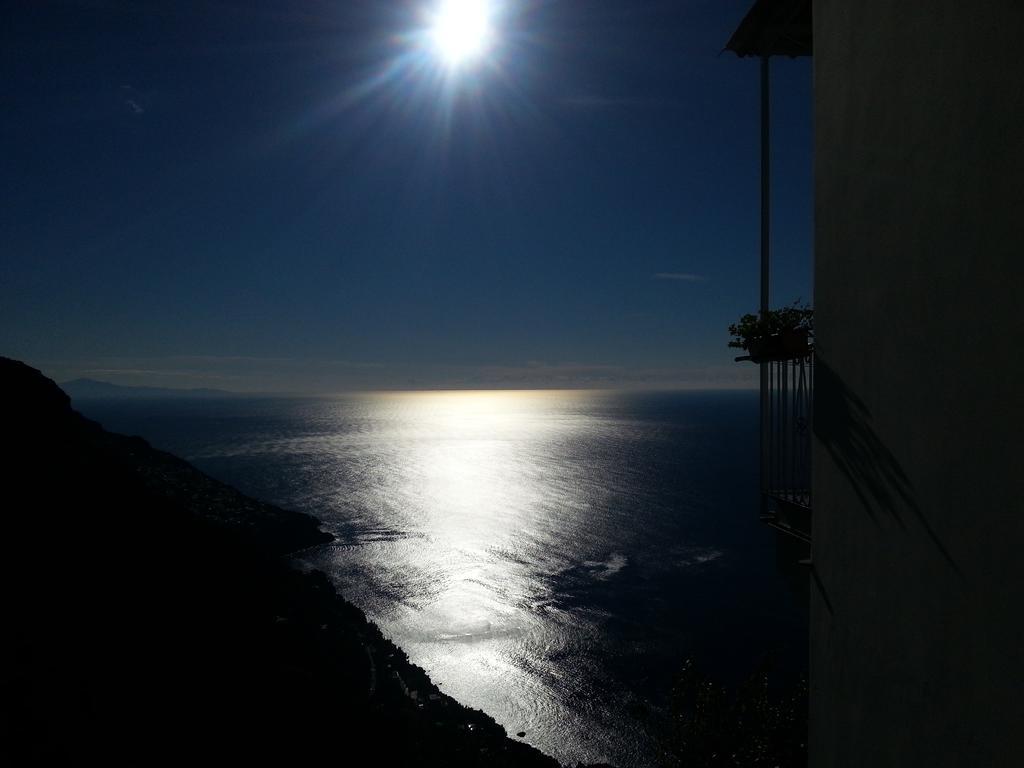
[61, 378, 242, 400]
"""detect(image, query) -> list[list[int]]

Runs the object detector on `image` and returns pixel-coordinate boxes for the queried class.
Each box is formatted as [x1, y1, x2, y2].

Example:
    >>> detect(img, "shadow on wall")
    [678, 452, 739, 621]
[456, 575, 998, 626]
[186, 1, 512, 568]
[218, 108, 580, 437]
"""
[813, 358, 961, 578]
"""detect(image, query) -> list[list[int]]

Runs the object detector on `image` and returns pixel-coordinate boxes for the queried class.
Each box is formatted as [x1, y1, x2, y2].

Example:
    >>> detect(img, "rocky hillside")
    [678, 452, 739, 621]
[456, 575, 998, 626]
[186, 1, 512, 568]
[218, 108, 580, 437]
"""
[0, 357, 571, 766]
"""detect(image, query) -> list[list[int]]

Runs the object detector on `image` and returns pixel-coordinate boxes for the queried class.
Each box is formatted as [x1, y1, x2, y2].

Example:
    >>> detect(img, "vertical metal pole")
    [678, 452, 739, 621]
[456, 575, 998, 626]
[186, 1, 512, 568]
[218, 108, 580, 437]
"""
[759, 55, 771, 516]
[760, 55, 771, 319]
[807, 353, 813, 509]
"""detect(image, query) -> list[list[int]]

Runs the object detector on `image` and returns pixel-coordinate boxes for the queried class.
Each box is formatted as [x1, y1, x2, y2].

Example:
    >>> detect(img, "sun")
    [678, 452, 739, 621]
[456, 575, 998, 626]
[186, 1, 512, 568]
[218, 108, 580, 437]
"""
[428, 0, 495, 68]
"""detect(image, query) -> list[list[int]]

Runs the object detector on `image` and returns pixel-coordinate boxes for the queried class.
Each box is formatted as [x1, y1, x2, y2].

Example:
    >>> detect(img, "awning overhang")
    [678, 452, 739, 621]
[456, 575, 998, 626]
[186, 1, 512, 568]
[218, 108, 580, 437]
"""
[725, 0, 812, 58]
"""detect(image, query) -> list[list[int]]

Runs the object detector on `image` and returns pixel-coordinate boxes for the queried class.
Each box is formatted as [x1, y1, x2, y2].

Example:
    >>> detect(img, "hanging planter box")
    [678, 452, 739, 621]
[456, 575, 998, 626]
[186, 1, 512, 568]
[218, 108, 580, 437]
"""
[746, 327, 810, 363]
[728, 303, 814, 363]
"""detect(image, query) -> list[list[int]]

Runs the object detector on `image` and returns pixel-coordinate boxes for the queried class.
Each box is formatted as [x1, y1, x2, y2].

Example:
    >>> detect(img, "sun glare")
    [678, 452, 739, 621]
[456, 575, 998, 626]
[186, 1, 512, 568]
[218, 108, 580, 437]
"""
[428, 0, 495, 68]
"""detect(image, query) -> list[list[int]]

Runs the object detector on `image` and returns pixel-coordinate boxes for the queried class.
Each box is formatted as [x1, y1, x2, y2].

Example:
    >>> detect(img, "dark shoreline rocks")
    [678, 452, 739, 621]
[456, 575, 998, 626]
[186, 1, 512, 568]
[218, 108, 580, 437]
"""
[0, 357, 569, 766]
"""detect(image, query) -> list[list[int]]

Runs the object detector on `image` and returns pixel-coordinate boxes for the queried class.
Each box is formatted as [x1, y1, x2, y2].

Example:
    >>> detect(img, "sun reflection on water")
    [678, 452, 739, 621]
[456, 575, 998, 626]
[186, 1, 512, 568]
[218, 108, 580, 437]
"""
[304, 390, 636, 760]
[82, 389, 803, 767]
[242, 389, 778, 767]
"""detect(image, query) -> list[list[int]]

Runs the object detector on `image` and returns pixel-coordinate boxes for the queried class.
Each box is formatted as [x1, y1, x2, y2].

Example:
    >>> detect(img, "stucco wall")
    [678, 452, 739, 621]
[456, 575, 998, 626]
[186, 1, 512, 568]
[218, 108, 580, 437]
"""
[812, 2, 1024, 766]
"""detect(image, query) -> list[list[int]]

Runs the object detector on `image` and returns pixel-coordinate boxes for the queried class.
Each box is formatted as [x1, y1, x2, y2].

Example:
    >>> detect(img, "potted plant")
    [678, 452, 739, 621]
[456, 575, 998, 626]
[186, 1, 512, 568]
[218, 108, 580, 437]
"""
[728, 301, 813, 362]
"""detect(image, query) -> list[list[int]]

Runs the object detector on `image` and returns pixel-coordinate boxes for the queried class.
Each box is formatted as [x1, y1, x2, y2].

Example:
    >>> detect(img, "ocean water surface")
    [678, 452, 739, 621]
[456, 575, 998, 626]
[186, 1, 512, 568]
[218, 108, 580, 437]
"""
[78, 389, 806, 767]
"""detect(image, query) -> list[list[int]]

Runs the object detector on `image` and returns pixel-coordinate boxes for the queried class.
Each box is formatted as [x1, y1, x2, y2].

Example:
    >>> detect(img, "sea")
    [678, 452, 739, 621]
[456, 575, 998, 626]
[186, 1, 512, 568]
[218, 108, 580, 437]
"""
[76, 389, 807, 767]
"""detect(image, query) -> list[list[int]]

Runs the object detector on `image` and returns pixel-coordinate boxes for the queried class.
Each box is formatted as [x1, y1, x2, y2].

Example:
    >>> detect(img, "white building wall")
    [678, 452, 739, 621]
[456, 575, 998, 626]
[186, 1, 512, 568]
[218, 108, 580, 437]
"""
[812, 2, 1024, 765]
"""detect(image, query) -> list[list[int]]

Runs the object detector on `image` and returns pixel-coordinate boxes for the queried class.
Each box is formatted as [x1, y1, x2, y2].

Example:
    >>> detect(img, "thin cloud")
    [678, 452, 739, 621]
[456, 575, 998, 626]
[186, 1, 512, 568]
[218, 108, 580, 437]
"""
[83, 368, 225, 379]
[560, 95, 672, 109]
[654, 272, 707, 282]
[120, 85, 145, 115]
[37, 355, 757, 393]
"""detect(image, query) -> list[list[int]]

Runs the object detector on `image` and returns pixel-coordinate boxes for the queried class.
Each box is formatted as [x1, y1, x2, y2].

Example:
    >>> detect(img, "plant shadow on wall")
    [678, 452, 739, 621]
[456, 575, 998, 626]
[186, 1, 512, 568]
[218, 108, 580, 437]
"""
[813, 358, 961, 578]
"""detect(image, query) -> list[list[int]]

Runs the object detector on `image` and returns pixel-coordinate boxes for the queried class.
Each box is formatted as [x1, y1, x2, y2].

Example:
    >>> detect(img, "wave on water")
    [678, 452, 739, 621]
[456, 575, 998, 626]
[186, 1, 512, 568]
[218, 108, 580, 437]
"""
[582, 552, 628, 580]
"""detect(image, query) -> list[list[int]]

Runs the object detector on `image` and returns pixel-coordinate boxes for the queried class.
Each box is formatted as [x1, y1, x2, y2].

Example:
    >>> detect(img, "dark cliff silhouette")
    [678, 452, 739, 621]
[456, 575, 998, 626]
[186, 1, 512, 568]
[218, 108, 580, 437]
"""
[0, 357, 562, 767]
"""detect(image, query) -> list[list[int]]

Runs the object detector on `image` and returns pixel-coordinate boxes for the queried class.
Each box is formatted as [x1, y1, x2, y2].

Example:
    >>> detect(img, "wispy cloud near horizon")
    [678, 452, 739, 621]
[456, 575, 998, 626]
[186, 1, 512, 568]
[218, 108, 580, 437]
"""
[653, 272, 707, 282]
[32, 354, 755, 394]
[560, 94, 674, 109]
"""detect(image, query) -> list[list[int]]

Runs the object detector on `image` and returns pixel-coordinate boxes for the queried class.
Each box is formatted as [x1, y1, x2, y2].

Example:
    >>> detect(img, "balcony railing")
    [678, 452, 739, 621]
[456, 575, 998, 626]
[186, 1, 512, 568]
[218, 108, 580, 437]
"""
[761, 351, 813, 541]
[735, 337, 814, 541]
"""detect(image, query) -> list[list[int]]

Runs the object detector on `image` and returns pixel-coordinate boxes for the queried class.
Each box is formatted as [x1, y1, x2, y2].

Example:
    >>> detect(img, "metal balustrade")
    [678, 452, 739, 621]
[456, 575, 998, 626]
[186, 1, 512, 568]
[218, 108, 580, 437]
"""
[760, 351, 813, 541]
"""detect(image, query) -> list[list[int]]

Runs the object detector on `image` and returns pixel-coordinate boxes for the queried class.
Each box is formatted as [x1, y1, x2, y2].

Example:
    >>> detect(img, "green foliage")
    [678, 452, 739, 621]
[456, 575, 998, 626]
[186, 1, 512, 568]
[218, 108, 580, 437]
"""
[727, 301, 814, 350]
[669, 658, 808, 767]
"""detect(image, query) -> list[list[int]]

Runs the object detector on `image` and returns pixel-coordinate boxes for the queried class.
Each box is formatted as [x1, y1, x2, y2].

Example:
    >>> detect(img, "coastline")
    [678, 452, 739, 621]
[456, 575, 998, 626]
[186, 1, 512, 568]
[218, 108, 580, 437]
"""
[1, 357, 580, 767]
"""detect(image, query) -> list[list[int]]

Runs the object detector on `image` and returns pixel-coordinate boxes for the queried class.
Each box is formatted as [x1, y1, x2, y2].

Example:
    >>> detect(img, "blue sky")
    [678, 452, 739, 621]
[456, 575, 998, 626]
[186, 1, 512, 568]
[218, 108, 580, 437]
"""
[2, 1, 812, 391]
